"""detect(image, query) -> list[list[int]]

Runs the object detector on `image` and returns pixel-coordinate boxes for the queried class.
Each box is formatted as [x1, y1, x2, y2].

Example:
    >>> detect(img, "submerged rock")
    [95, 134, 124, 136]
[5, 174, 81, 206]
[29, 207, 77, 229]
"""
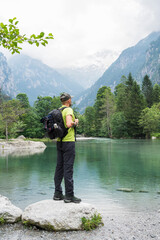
[117, 188, 133, 192]
[22, 200, 98, 231]
[139, 190, 149, 193]
[0, 195, 22, 223]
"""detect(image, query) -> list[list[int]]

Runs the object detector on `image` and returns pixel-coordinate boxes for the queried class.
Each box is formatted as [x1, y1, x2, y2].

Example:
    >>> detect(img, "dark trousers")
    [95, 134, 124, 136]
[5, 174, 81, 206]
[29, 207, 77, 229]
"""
[54, 141, 75, 196]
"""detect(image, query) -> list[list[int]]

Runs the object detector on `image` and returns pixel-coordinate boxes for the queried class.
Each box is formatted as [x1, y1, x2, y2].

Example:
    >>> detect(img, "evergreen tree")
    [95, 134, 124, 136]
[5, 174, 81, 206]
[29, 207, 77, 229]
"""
[114, 83, 126, 112]
[111, 112, 128, 138]
[16, 93, 30, 108]
[124, 74, 145, 137]
[142, 75, 153, 107]
[94, 86, 108, 136]
[153, 84, 160, 104]
[125, 72, 134, 92]
[84, 106, 95, 136]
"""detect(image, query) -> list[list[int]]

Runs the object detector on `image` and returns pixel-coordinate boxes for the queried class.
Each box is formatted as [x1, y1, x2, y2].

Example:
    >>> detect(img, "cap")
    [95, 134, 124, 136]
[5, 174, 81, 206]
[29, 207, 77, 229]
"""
[60, 93, 72, 102]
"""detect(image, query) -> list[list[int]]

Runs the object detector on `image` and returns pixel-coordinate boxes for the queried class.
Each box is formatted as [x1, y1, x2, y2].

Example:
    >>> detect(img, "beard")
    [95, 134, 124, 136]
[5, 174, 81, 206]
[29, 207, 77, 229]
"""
[69, 101, 72, 107]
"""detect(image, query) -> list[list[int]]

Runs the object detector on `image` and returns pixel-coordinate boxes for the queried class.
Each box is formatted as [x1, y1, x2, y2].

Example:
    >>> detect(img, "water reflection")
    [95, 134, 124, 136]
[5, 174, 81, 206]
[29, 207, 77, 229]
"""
[75, 139, 160, 212]
[0, 147, 45, 157]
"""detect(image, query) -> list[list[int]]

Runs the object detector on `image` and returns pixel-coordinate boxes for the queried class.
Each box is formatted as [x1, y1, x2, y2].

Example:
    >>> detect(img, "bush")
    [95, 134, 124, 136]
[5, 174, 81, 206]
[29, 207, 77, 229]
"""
[81, 213, 103, 231]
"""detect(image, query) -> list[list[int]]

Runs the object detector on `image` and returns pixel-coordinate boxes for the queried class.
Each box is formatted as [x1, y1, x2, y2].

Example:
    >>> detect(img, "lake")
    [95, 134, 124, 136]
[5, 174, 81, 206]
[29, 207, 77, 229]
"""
[0, 138, 160, 213]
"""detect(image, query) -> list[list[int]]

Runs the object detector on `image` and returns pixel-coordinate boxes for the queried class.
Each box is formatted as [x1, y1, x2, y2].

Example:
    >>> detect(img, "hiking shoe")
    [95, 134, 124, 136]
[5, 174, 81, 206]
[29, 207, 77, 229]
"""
[64, 195, 81, 203]
[53, 192, 64, 201]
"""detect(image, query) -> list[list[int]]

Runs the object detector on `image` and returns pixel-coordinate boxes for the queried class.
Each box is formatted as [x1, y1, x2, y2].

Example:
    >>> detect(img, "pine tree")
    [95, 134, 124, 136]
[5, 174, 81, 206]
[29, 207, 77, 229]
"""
[94, 86, 108, 136]
[153, 84, 160, 104]
[124, 74, 145, 137]
[142, 75, 153, 107]
[84, 106, 95, 136]
[114, 83, 126, 112]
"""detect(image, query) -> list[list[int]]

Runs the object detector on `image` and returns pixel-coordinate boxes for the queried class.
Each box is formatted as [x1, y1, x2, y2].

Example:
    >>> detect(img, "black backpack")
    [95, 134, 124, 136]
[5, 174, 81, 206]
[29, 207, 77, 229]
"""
[40, 107, 68, 139]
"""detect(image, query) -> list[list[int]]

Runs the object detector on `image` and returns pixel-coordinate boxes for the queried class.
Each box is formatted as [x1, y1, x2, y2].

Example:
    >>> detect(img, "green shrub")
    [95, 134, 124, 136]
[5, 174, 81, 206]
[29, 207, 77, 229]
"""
[0, 217, 5, 224]
[81, 213, 103, 231]
[151, 133, 160, 138]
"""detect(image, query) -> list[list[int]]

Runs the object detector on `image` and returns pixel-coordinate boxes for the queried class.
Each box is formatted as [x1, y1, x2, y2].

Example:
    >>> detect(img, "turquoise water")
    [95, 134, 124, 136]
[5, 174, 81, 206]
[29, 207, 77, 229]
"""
[0, 138, 160, 212]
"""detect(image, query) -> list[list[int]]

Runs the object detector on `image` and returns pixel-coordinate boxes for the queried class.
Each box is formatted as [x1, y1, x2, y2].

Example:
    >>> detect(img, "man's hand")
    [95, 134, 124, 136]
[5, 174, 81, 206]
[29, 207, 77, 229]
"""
[74, 119, 79, 126]
[66, 115, 79, 128]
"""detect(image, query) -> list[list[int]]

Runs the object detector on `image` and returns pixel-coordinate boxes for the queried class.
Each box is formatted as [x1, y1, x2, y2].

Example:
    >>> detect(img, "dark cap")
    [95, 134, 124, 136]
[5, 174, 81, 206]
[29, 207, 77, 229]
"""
[60, 93, 72, 102]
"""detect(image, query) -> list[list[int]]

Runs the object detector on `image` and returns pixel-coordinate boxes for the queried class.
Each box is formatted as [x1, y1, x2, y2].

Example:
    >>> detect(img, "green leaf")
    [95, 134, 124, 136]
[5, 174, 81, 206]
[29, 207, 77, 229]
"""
[30, 34, 36, 39]
[13, 41, 17, 47]
[9, 19, 13, 24]
[36, 42, 39, 47]
[28, 40, 33, 45]
[40, 32, 45, 37]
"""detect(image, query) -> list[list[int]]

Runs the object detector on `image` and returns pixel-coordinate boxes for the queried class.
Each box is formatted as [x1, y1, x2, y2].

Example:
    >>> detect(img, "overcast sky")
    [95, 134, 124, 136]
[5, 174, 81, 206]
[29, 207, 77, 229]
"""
[1, 0, 160, 68]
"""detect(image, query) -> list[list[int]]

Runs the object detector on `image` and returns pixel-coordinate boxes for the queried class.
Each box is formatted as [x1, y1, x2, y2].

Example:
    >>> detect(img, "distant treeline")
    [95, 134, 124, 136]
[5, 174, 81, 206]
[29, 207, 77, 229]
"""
[0, 73, 160, 140]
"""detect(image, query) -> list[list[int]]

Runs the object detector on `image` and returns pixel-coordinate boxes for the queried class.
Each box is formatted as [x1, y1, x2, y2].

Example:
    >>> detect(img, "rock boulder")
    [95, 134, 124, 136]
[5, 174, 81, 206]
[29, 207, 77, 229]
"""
[22, 200, 98, 231]
[0, 195, 23, 223]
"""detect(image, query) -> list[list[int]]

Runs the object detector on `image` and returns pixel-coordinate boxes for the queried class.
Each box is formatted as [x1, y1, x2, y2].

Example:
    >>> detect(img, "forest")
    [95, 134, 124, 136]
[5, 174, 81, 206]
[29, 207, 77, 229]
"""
[0, 73, 160, 140]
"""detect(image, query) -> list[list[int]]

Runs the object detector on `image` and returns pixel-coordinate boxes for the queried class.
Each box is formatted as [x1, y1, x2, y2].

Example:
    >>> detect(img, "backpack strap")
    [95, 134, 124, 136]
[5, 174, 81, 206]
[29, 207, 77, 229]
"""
[59, 106, 67, 111]
[58, 107, 68, 145]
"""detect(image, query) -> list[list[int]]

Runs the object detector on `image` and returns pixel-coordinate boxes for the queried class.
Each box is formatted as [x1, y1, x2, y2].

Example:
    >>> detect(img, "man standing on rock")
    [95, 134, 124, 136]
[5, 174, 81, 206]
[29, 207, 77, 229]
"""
[53, 93, 81, 203]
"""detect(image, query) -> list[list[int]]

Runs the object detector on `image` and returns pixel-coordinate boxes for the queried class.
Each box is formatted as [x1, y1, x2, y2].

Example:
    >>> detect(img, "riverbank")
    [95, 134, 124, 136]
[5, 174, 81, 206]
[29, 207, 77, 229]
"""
[0, 210, 160, 240]
[0, 137, 46, 150]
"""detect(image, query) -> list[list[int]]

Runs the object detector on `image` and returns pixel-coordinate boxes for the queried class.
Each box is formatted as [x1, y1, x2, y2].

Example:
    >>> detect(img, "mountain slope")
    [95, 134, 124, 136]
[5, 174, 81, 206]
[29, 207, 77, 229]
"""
[76, 32, 160, 113]
[138, 36, 160, 84]
[8, 55, 84, 104]
[56, 50, 118, 89]
[0, 53, 15, 97]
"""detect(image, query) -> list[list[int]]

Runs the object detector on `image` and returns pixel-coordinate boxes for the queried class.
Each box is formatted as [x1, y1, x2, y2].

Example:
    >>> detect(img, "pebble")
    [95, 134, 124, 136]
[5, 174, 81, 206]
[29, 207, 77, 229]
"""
[0, 211, 160, 240]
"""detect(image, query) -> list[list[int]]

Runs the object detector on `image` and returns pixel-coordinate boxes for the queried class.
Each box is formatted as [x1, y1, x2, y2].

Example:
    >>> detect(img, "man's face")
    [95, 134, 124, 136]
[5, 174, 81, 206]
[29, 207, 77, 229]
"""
[68, 98, 72, 106]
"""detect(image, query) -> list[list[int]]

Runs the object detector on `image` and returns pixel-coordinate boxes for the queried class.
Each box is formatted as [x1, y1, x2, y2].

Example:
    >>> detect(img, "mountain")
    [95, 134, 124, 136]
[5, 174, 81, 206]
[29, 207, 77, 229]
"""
[0, 52, 15, 97]
[8, 55, 84, 105]
[138, 36, 160, 84]
[76, 31, 160, 113]
[56, 50, 119, 89]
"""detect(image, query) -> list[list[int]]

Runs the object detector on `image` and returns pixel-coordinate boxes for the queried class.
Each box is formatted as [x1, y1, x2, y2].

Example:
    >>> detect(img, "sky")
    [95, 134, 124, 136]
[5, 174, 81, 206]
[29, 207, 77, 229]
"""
[1, 0, 160, 69]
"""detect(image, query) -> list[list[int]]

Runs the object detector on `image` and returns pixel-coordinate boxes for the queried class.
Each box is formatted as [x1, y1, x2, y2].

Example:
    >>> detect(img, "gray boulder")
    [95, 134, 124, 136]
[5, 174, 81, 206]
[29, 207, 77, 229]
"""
[0, 139, 46, 150]
[0, 195, 22, 223]
[22, 200, 98, 231]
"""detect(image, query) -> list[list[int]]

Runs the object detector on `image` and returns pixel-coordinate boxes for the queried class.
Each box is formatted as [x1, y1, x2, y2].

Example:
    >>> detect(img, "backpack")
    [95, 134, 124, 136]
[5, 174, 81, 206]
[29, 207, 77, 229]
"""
[40, 107, 68, 139]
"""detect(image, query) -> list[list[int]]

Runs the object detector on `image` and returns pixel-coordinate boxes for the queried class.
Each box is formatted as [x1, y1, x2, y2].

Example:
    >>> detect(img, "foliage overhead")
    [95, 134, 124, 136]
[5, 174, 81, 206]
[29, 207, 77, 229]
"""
[0, 18, 54, 54]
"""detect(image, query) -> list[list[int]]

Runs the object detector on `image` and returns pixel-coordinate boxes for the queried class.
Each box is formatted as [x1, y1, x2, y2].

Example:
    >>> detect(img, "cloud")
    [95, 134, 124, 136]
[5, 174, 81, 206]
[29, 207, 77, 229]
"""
[0, 0, 160, 68]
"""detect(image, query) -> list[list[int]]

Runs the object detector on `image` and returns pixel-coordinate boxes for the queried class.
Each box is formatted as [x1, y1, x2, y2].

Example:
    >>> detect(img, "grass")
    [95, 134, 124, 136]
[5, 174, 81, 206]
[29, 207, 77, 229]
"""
[25, 138, 53, 142]
[0, 217, 5, 224]
[81, 213, 103, 231]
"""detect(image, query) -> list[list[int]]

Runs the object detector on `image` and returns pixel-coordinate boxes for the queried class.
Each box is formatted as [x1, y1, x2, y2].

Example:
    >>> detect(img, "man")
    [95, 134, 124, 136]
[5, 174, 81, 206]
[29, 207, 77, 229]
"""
[53, 93, 81, 203]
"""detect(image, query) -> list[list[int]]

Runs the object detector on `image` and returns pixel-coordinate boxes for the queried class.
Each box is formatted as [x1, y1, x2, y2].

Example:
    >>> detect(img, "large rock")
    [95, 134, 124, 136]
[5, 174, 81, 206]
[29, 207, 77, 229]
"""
[22, 200, 98, 231]
[0, 195, 22, 223]
[0, 139, 46, 150]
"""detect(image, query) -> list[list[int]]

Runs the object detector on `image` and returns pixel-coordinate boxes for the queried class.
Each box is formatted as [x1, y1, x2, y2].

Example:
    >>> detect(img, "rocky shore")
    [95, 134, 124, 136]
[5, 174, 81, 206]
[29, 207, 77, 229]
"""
[1, 210, 160, 240]
[0, 194, 160, 240]
[0, 136, 46, 156]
